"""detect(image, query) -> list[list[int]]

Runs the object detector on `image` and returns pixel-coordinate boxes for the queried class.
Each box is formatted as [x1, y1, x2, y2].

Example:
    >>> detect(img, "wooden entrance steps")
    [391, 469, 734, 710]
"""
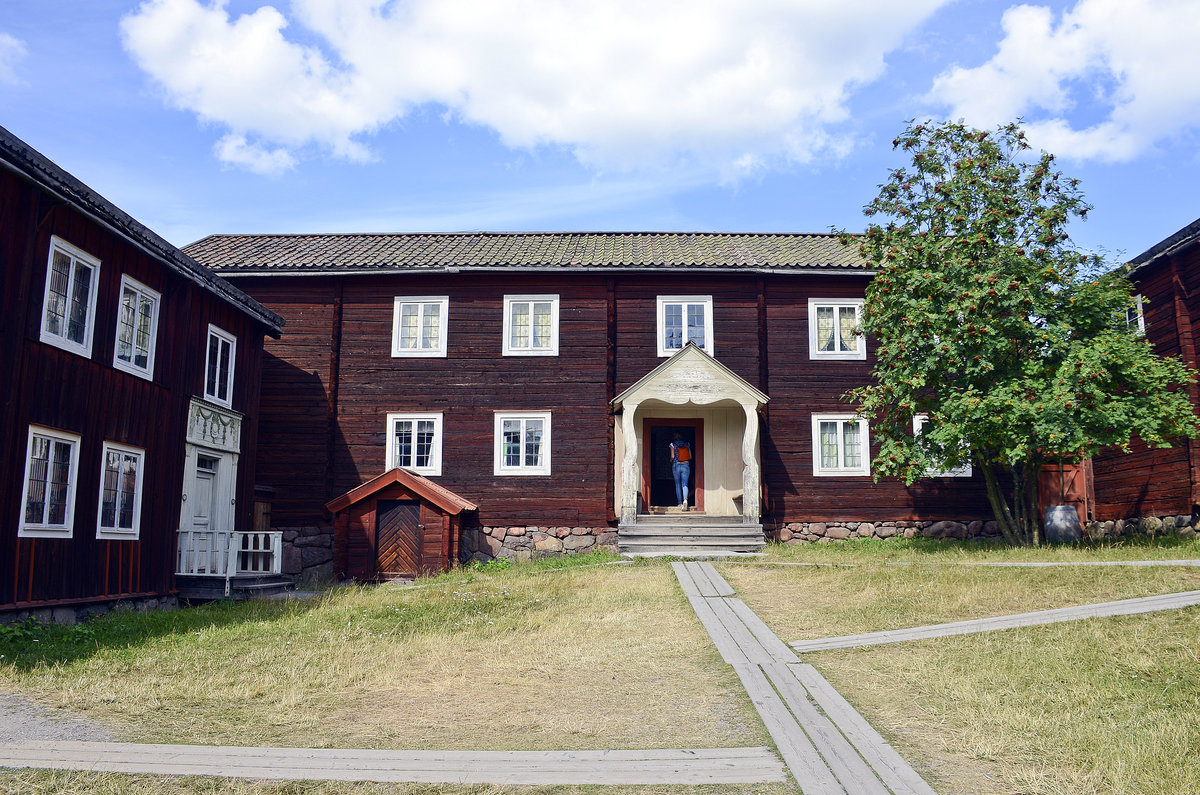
[176, 573, 294, 601]
[619, 515, 766, 556]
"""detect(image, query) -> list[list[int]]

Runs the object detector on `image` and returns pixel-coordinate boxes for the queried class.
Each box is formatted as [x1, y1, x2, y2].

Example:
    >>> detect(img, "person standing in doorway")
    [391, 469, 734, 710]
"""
[670, 432, 692, 510]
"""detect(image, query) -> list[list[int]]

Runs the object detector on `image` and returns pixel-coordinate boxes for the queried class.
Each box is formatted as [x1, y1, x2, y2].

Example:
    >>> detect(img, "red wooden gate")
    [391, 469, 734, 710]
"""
[376, 500, 420, 576]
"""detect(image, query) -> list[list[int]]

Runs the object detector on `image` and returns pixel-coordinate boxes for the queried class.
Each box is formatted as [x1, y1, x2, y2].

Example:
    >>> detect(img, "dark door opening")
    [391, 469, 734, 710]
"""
[644, 422, 701, 509]
[376, 499, 420, 577]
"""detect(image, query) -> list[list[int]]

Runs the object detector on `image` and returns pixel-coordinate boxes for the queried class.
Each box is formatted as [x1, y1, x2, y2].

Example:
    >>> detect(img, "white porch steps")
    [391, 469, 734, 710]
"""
[619, 514, 766, 557]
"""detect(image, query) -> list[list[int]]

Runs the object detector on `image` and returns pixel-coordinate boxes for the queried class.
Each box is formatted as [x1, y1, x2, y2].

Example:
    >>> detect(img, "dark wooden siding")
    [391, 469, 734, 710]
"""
[1, 168, 266, 609]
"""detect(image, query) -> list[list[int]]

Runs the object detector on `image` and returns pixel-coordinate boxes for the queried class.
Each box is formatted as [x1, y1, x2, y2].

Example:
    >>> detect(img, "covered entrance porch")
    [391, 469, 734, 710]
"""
[612, 344, 768, 555]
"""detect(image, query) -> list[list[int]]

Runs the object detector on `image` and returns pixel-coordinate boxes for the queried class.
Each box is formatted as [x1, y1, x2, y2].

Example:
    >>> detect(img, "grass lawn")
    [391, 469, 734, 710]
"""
[0, 555, 766, 753]
[721, 538, 1200, 795]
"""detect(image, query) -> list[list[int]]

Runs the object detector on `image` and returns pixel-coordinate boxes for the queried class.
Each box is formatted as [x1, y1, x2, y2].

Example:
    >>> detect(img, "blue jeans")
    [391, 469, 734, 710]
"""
[673, 461, 691, 505]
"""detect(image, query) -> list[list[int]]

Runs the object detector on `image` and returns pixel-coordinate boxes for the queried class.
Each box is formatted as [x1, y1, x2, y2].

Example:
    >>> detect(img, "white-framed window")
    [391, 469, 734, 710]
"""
[503, 295, 559, 356]
[97, 442, 145, 539]
[657, 295, 713, 357]
[40, 236, 101, 358]
[808, 298, 866, 360]
[19, 426, 81, 538]
[1126, 294, 1146, 335]
[812, 414, 870, 477]
[113, 275, 161, 379]
[913, 414, 972, 478]
[494, 412, 551, 476]
[392, 296, 449, 357]
[204, 324, 236, 407]
[385, 412, 443, 476]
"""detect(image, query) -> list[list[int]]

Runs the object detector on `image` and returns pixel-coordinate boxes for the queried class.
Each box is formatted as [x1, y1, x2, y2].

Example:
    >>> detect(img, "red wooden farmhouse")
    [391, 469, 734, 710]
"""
[0, 125, 284, 619]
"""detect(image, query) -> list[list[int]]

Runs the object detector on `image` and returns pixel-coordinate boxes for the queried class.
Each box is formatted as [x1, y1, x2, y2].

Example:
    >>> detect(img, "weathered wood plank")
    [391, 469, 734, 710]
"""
[705, 597, 787, 665]
[726, 599, 799, 662]
[692, 561, 736, 596]
[683, 592, 753, 665]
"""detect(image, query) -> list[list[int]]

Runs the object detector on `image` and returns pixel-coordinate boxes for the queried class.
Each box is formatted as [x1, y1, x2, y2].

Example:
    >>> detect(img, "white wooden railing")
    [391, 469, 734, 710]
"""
[177, 530, 282, 577]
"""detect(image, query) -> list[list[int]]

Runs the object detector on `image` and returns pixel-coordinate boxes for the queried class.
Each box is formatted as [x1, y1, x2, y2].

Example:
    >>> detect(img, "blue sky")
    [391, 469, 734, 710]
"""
[2, 0, 1199, 260]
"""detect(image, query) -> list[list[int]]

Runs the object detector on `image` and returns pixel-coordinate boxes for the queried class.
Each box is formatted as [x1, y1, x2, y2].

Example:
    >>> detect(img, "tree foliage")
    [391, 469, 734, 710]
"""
[849, 120, 1199, 545]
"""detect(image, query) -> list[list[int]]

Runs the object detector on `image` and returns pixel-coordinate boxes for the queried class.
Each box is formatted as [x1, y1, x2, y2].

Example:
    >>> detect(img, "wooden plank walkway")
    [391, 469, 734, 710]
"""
[672, 561, 935, 795]
[791, 589, 1200, 653]
[0, 741, 785, 785]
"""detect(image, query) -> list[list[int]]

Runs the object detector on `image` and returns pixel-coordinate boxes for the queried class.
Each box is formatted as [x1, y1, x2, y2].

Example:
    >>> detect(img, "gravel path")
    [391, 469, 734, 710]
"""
[0, 693, 113, 743]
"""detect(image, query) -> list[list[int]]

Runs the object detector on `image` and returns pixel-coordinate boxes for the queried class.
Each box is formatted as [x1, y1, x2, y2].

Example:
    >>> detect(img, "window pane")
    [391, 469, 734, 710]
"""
[44, 251, 70, 336]
[118, 452, 138, 529]
[422, 304, 440, 349]
[510, 302, 530, 349]
[101, 450, 120, 528]
[47, 440, 72, 525]
[135, 295, 153, 368]
[664, 304, 683, 350]
[838, 307, 858, 352]
[67, 261, 92, 344]
[503, 420, 522, 466]
[533, 302, 552, 348]
[816, 307, 835, 351]
[819, 421, 839, 469]
[24, 436, 50, 524]
[207, 334, 220, 396]
[686, 304, 705, 348]
[415, 420, 435, 468]
[117, 287, 136, 363]
[843, 422, 861, 468]
[399, 304, 418, 349]
[524, 419, 543, 467]
[393, 420, 414, 467]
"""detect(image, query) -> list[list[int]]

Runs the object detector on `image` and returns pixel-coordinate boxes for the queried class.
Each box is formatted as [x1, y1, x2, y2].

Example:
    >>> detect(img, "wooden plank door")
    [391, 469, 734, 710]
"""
[376, 499, 421, 577]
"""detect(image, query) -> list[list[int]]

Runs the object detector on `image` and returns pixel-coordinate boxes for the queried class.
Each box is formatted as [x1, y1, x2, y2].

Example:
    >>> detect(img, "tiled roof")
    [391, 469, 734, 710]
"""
[185, 232, 870, 275]
[1128, 216, 1200, 278]
[0, 124, 283, 335]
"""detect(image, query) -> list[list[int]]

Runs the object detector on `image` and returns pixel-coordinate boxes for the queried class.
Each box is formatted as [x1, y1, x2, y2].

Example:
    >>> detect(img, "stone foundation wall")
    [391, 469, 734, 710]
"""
[769, 519, 1002, 543]
[1, 595, 179, 626]
[278, 525, 335, 584]
[461, 525, 619, 563]
[1085, 514, 1198, 540]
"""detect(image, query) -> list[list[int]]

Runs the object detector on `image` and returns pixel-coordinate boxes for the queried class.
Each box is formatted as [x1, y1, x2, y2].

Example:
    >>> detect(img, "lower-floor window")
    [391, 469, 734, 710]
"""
[494, 411, 552, 475]
[98, 442, 145, 538]
[385, 413, 443, 475]
[812, 414, 870, 476]
[20, 425, 81, 537]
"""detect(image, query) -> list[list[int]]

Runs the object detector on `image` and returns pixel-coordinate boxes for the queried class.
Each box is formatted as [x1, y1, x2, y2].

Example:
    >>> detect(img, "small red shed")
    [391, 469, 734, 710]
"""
[325, 468, 477, 580]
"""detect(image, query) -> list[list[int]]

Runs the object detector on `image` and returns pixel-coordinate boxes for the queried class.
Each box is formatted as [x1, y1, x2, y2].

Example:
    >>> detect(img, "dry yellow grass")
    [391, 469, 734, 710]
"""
[0, 563, 765, 752]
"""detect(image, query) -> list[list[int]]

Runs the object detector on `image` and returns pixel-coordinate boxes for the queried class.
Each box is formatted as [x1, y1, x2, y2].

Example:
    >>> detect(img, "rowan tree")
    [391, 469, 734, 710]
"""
[849, 120, 1198, 545]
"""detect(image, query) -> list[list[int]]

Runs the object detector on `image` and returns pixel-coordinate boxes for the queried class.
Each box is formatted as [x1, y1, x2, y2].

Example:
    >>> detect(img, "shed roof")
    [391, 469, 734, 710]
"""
[324, 468, 478, 517]
[185, 231, 870, 275]
[0, 124, 283, 336]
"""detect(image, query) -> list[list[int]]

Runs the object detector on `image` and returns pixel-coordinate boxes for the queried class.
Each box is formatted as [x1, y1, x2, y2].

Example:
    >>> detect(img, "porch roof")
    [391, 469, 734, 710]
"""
[324, 468, 478, 517]
[612, 342, 769, 410]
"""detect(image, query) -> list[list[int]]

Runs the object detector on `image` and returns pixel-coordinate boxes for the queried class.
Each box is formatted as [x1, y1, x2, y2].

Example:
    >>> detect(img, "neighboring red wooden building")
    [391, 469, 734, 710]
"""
[325, 468, 476, 579]
[1092, 217, 1200, 520]
[0, 125, 283, 617]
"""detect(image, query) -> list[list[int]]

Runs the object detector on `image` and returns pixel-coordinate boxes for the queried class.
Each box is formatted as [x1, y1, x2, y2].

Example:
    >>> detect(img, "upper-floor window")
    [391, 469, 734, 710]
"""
[503, 295, 559, 356]
[97, 442, 145, 539]
[913, 414, 972, 478]
[657, 295, 713, 357]
[808, 298, 865, 360]
[812, 414, 870, 476]
[113, 276, 161, 379]
[19, 425, 81, 538]
[392, 296, 448, 357]
[385, 412, 443, 476]
[40, 237, 101, 358]
[494, 411, 551, 476]
[204, 324, 236, 407]
[1126, 295, 1146, 335]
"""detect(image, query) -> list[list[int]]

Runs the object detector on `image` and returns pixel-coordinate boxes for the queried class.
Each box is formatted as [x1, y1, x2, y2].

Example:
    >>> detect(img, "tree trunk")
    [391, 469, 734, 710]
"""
[981, 464, 1022, 545]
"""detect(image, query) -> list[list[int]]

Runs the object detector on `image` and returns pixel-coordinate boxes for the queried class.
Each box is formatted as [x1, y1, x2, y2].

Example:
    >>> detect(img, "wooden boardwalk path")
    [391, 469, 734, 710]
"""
[673, 561, 936, 795]
[791, 588, 1200, 653]
[0, 741, 785, 785]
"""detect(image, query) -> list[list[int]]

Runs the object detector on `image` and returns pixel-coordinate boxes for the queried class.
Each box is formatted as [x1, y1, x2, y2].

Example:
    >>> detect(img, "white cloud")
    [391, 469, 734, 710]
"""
[121, 0, 948, 174]
[928, 0, 1200, 162]
[214, 133, 297, 176]
[0, 32, 27, 85]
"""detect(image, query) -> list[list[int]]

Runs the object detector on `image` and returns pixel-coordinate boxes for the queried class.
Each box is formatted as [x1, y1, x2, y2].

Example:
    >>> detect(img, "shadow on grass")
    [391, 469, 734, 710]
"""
[760, 533, 1200, 561]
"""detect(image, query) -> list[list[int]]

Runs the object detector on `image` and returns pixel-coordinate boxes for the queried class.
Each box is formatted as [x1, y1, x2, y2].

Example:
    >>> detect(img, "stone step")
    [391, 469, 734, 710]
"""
[623, 526, 760, 537]
[621, 536, 765, 547]
[636, 514, 745, 525]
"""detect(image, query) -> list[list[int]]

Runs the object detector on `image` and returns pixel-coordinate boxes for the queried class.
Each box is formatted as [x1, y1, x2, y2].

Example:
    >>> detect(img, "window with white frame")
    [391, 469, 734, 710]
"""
[494, 412, 551, 475]
[385, 413, 443, 475]
[19, 426, 81, 537]
[503, 295, 559, 356]
[1125, 294, 1146, 335]
[913, 414, 972, 477]
[657, 295, 713, 356]
[113, 276, 160, 379]
[40, 236, 101, 358]
[808, 298, 865, 360]
[97, 442, 145, 538]
[392, 296, 448, 357]
[811, 414, 870, 476]
[204, 324, 236, 406]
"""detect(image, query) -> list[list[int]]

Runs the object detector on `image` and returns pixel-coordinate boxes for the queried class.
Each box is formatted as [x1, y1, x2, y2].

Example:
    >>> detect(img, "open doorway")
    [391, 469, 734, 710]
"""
[642, 419, 703, 511]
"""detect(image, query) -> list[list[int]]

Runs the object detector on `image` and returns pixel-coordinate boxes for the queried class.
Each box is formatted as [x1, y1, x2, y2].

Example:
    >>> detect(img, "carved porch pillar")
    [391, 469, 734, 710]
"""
[620, 400, 641, 524]
[740, 400, 761, 524]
